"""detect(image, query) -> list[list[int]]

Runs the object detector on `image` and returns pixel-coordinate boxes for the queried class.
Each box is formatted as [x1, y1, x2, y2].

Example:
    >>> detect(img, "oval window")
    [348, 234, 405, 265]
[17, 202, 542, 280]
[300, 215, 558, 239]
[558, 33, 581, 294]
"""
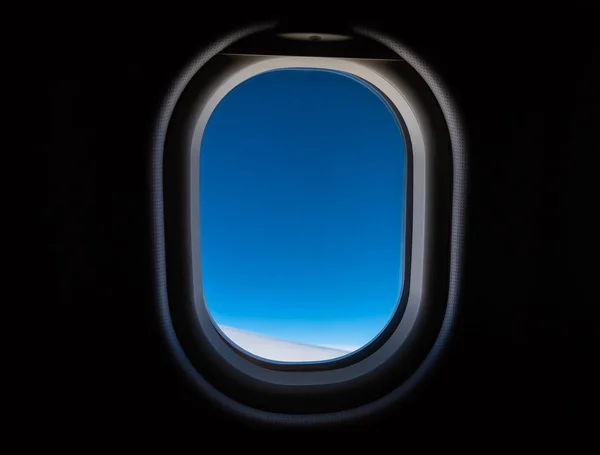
[199, 68, 406, 363]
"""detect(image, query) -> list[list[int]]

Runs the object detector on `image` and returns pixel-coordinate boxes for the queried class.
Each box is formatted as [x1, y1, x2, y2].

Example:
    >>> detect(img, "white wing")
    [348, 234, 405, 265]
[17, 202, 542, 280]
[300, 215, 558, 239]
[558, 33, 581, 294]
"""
[218, 326, 354, 362]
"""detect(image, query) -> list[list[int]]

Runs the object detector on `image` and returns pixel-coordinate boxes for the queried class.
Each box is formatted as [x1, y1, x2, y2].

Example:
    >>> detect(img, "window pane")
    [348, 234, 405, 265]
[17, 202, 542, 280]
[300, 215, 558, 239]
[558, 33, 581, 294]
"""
[200, 68, 405, 362]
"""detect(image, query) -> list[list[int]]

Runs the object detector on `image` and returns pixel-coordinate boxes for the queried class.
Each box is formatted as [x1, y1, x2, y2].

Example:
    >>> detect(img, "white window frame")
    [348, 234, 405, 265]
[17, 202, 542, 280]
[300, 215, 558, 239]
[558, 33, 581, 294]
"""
[178, 54, 432, 386]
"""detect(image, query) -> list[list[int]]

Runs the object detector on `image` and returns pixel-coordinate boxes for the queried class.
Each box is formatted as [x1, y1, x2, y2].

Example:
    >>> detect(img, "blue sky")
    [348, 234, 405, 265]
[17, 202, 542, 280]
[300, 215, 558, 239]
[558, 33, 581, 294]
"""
[199, 68, 405, 351]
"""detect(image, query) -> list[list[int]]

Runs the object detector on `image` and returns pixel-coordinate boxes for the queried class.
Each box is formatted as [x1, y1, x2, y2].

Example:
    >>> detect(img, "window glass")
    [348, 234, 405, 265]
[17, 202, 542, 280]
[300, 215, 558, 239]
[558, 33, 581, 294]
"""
[200, 68, 405, 362]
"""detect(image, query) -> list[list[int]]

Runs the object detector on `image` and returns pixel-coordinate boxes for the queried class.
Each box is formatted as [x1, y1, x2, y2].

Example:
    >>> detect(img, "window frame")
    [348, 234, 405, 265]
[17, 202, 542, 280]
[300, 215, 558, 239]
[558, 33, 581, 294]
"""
[153, 23, 465, 422]
[189, 54, 426, 384]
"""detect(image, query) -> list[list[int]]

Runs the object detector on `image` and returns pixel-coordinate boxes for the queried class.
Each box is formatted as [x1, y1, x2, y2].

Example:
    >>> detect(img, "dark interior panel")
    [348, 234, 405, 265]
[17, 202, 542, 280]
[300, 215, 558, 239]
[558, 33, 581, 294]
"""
[45, 11, 596, 431]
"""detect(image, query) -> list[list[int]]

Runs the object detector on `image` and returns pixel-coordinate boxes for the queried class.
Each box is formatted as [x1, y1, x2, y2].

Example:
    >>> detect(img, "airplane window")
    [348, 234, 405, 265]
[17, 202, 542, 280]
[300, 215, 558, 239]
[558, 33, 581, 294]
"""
[199, 68, 406, 362]
[156, 26, 462, 420]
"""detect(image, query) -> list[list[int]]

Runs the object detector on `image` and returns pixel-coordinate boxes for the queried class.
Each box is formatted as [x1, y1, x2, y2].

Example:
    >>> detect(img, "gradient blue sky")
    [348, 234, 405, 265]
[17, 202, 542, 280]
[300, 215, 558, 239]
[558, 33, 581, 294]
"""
[199, 68, 405, 351]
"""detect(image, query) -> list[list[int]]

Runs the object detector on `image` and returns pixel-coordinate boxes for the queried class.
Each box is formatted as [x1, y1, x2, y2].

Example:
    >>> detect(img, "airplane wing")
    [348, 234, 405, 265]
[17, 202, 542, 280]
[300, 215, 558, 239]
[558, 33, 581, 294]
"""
[218, 326, 353, 362]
